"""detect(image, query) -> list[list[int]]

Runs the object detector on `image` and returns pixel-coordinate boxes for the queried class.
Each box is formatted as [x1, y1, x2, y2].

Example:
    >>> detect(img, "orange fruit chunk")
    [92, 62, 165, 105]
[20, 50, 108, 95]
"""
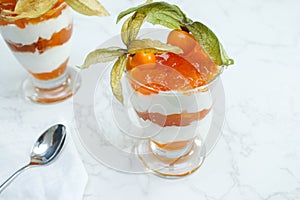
[126, 51, 156, 71]
[167, 29, 220, 82]
[167, 29, 197, 55]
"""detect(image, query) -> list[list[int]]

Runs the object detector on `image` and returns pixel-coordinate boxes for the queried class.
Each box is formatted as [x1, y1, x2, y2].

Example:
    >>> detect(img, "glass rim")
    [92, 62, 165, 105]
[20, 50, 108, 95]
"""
[125, 65, 224, 95]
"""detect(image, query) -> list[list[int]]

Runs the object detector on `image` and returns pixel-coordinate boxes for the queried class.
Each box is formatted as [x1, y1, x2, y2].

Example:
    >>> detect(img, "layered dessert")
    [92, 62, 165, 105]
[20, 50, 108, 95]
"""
[0, 0, 73, 81]
[125, 30, 219, 158]
[0, 0, 108, 103]
[79, 1, 233, 176]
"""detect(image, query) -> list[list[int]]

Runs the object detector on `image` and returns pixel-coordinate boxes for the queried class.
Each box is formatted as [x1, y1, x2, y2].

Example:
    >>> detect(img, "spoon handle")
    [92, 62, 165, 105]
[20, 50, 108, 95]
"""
[0, 164, 31, 193]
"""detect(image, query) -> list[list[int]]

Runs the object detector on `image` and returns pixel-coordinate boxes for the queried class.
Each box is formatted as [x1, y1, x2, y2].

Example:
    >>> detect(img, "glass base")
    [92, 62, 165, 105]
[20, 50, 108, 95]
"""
[137, 138, 206, 178]
[23, 68, 81, 104]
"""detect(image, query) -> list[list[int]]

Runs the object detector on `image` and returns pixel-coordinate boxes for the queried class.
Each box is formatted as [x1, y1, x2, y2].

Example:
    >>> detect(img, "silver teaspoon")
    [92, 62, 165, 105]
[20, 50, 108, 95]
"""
[0, 124, 66, 193]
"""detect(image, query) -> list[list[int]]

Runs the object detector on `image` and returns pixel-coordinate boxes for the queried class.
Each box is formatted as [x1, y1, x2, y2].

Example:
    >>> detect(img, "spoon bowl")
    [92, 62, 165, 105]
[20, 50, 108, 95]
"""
[31, 124, 66, 165]
[0, 124, 67, 193]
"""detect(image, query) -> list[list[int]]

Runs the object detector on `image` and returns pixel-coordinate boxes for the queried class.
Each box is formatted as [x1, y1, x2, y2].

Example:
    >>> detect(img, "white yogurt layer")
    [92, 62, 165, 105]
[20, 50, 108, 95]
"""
[0, 6, 73, 45]
[127, 86, 212, 115]
[12, 41, 71, 73]
[125, 76, 214, 143]
[137, 111, 213, 144]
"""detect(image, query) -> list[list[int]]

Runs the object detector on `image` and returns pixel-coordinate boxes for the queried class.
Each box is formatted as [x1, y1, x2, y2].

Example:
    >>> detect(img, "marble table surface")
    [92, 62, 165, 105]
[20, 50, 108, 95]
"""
[1, 0, 300, 199]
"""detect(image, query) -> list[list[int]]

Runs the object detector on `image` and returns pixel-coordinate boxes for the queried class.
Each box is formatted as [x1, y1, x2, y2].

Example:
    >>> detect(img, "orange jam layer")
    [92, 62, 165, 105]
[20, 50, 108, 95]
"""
[30, 58, 68, 80]
[0, 0, 66, 28]
[128, 52, 206, 95]
[135, 108, 211, 127]
[151, 139, 193, 151]
[6, 25, 72, 54]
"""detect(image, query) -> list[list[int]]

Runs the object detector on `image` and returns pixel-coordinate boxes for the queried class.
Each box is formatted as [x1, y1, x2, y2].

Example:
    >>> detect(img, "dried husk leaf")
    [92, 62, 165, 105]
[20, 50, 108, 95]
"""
[110, 55, 127, 103]
[121, 12, 146, 46]
[1, 0, 58, 20]
[117, 2, 148, 23]
[64, 0, 109, 16]
[220, 43, 234, 66]
[121, 17, 131, 45]
[15, 0, 57, 13]
[186, 22, 233, 66]
[128, 39, 183, 55]
[117, 2, 189, 28]
[79, 47, 126, 69]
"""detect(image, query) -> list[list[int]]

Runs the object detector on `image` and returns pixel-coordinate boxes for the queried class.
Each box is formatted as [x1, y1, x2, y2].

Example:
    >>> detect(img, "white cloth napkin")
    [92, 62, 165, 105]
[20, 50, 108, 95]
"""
[0, 132, 88, 200]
